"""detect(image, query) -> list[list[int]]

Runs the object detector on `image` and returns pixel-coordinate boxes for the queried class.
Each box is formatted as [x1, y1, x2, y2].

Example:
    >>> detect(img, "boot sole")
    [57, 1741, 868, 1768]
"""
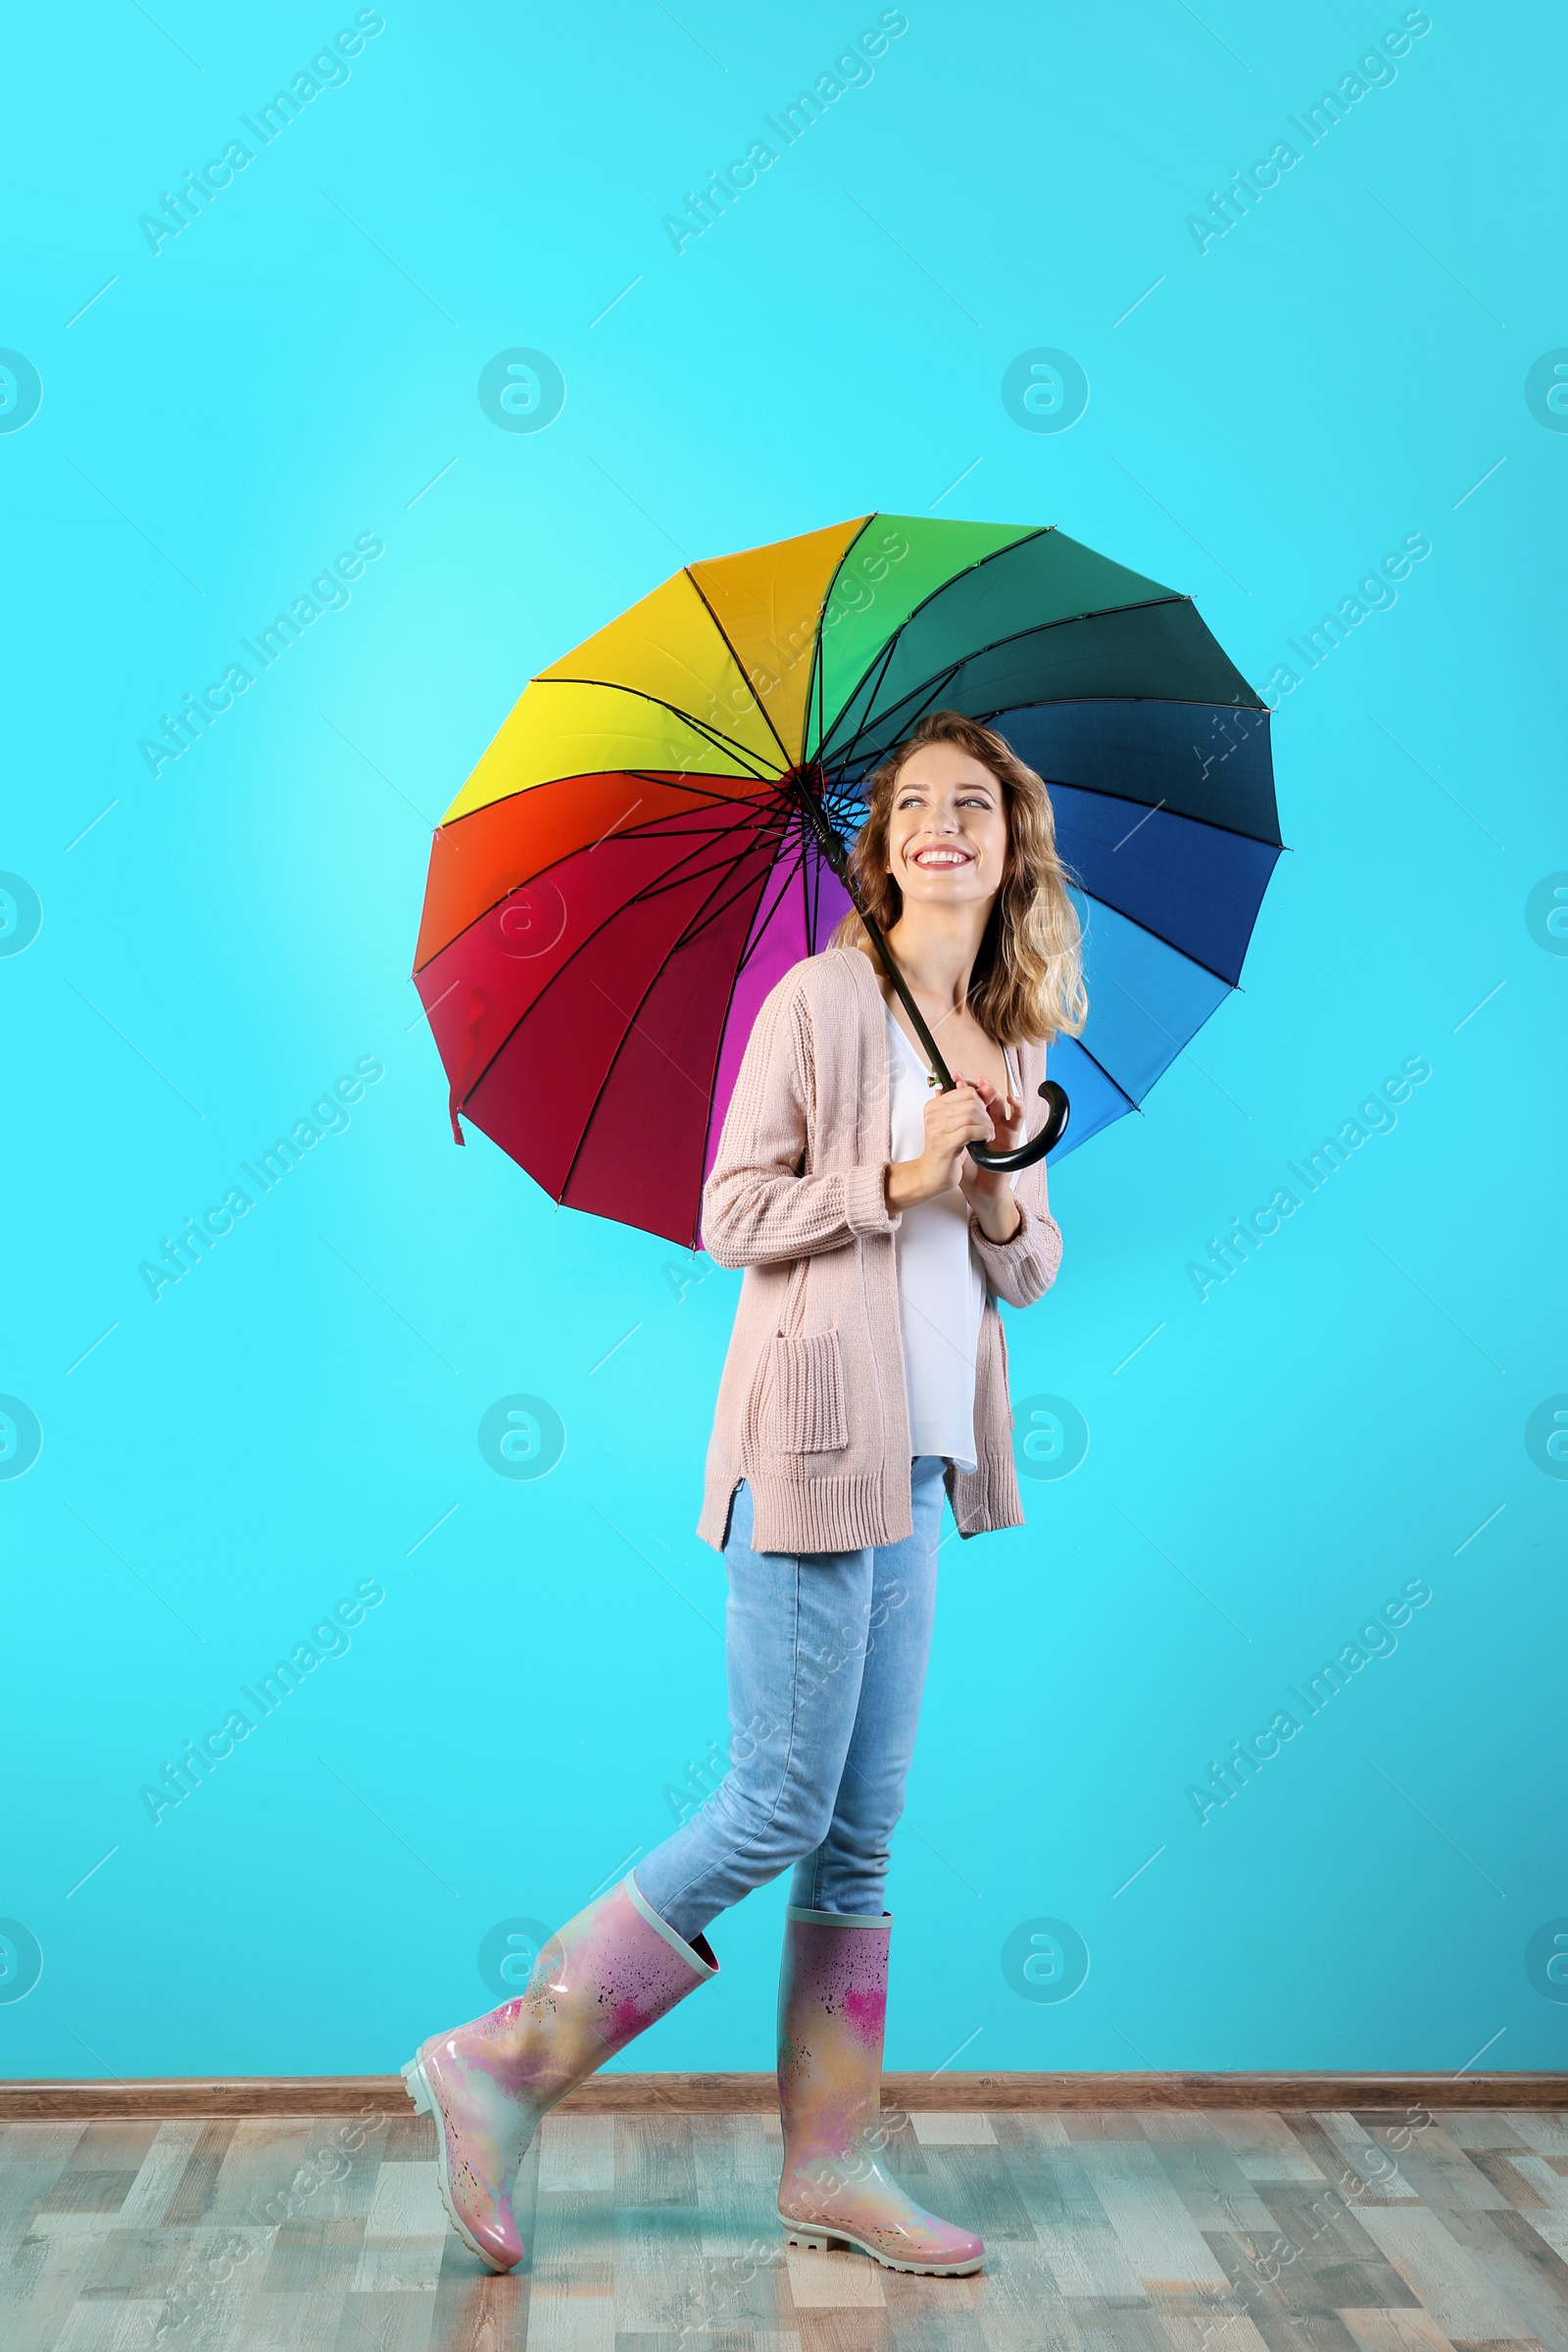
[402, 2054, 515, 2277]
[780, 2215, 984, 2277]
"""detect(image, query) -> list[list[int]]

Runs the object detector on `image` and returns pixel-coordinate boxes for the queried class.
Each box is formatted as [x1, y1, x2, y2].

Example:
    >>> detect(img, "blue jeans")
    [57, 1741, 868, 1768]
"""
[634, 1457, 947, 1943]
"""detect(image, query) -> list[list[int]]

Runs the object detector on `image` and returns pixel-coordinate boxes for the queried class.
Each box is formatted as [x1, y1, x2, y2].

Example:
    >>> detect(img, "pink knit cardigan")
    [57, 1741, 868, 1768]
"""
[697, 945, 1063, 1555]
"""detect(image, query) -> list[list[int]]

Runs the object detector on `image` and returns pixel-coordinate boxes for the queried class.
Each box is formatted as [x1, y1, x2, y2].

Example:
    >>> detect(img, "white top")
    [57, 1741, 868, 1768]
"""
[886, 1006, 1016, 1474]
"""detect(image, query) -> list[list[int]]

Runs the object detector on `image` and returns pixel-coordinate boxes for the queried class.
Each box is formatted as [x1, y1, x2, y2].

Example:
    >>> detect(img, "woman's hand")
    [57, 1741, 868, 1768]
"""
[884, 1081, 995, 1212]
[956, 1072, 1024, 1241]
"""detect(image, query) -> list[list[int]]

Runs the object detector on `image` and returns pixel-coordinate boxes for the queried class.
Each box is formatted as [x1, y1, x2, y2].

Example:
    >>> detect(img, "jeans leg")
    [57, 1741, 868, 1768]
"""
[633, 1482, 879, 1946]
[788, 1456, 946, 1917]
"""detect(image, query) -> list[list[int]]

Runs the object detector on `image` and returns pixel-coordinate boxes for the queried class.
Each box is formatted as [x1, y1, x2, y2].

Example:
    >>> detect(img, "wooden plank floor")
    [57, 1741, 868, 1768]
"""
[3, 2105, 1566, 2351]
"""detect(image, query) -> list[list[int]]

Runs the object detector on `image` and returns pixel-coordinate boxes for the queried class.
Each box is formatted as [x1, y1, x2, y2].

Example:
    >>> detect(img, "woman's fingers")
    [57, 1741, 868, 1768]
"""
[955, 1071, 1013, 1123]
[956, 1070, 1025, 1142]
[926, 1086, 994, 1150]
[958, 1077, 1020, 1124]
[956, 1083, 997, 1135]
[929, 1088, 984, 1131]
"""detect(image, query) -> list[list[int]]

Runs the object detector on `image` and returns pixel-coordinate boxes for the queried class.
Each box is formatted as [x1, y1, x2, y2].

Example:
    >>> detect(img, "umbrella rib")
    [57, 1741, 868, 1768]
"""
[736, 822, 840, 969]
[752, 837, 817, 964]
[824, 688, 1281, 986]
[803, 514, 877, 762]
[817, 823, 841, 941]
[680, 571, 797, 775]
[654, 836, 796, 960]
[815, 523, 1054, 753]
[1067, 874, 1270, 994]
[733, 835, 808, 977]
[822, 597, 1203, 761]
[539, 614, 792, 772]
[527, 675, 786, 781]
[599, 764, 781, 805]
[554, 830, 782, 1207]
[832, 654, 968, 784]
[757, 534, 864, 778]
[440, 782, 1264, 1026]
[1056, 1031, 1144, 1116]
[820, 699, 1281, 963]
[683, 822, 835, 1188]
[555, 808, 787, 929]
[586, 841, 785, 1247]
[974, 722, 1283, 851]
[821, 592, 1206, 761]
[826, 627, 930, 783]
[606, 833, 787, 921]
[606, 792, 793, 905]
[729, 807, 852, 977]
[416, 777, 789, 973]
[615, 815, 1186, 1134]
[449, 808, 789, 1112]
[435, 769, 780, 841]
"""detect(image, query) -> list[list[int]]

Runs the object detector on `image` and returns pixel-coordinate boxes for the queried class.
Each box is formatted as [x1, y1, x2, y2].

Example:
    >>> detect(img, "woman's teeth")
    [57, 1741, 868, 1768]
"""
[912, 848, 971, 866]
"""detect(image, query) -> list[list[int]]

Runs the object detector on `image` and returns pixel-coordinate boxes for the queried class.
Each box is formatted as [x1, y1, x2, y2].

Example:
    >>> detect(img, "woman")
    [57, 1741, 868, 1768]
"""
[405, 710, 1087, 2280]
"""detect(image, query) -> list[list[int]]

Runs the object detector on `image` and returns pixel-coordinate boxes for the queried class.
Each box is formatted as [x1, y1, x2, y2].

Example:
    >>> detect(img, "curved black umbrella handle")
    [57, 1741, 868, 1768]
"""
[966, 1079, 1070, 1172]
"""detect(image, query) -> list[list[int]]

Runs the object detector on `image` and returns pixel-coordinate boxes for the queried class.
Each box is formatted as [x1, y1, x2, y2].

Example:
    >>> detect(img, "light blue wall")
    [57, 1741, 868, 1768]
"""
[3, 0, 1563, 2082]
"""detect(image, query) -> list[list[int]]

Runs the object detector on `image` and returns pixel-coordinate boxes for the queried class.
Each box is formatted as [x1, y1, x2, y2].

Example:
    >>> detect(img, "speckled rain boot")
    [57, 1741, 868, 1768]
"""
[404, 1873, 716, 2274]
[776, 1904, 985, 2277]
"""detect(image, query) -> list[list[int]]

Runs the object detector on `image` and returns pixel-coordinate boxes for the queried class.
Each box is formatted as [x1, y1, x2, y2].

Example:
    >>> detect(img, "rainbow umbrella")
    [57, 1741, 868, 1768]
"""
[413, 514, 1283, 1248]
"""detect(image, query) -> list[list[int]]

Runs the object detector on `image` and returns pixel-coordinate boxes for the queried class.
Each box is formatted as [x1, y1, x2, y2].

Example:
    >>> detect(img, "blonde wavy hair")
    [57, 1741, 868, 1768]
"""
[828, 710, 1088, 1048]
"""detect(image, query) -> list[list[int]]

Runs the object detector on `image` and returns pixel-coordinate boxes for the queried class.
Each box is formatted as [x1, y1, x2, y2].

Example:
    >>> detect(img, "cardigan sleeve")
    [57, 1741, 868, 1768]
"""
[968, 1197, 1063, 1307]
[700, 975, 900, 1270]
[966, 1091, 1063, 1307]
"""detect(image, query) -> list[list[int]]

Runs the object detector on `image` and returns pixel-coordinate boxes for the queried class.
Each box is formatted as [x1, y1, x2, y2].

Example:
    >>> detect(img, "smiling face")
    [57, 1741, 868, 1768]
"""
[884, 741, 1010, 915]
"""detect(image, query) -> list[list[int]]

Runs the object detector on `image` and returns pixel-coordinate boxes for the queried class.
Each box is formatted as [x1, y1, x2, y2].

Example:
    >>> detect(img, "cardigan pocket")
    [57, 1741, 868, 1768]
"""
[762, 1329, 849, 1453]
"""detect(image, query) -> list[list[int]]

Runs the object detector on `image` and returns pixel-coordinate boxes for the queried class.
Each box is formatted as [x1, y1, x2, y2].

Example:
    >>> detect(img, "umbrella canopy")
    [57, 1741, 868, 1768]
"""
[413, 514, 1283, 1248]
